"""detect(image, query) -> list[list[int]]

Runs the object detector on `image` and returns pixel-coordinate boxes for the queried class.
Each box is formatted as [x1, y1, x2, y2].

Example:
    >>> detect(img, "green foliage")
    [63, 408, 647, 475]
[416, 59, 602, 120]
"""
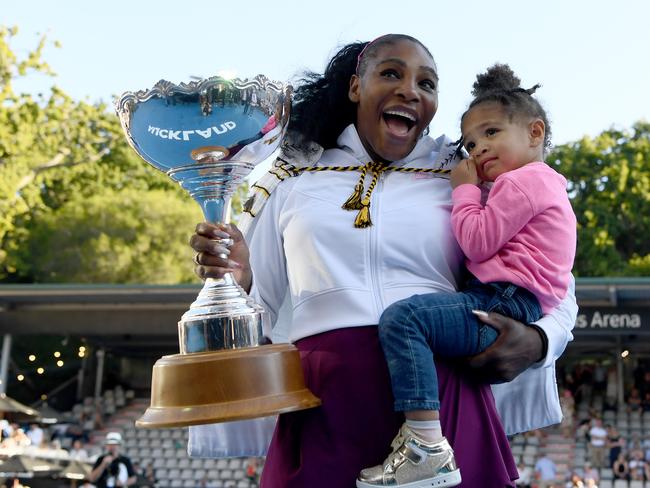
[550, 121, 650, 276]
[8, 188, 202, 283]
[0, 26, 249, 283]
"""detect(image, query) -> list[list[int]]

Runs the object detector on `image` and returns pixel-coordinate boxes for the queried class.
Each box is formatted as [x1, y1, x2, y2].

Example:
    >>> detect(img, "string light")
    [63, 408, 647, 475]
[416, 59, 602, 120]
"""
[78, 351, 85, 358]
[621, 350, 630, 358]
[37, 367, 45, 374]
[41, 394, 47, 400]
[54, 351, 61, 358]
[28, 355, 36, 362]
[17, 374, 24, 381]
[57, 360, 64, 367]
[79, 346, 86, 353]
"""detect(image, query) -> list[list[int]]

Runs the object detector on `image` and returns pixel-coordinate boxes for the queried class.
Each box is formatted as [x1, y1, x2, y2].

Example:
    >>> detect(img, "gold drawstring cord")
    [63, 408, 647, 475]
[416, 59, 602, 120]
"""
[342, 164, 368, 210]
[349, 162, 386, 228]
[247, 158, 451, 227]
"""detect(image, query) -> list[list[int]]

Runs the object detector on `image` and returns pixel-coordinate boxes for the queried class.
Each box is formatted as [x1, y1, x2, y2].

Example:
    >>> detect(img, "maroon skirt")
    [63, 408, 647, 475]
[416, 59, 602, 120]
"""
[260, 326, 517, 488]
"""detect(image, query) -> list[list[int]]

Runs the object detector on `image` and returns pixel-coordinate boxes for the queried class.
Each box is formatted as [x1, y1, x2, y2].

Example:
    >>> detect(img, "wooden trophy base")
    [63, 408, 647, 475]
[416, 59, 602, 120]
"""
[136, 343, 321, 428]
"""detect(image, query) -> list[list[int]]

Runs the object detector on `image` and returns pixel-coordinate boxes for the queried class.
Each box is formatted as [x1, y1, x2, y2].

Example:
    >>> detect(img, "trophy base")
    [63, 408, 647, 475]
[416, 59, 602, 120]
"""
[136, 343, 321, 428]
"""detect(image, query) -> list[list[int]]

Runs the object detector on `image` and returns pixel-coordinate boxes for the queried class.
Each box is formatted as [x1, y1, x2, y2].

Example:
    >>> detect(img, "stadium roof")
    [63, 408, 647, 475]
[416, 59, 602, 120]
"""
[1, 278, 650, 356]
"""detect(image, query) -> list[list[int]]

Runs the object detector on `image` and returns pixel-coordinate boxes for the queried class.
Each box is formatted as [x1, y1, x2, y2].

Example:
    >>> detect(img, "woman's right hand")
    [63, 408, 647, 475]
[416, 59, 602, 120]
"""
[190, 222, 252, 293]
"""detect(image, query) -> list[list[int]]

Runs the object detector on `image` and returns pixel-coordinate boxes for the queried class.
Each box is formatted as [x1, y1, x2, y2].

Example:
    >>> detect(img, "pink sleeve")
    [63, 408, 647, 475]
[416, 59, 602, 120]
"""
[451, 179, 535, 262]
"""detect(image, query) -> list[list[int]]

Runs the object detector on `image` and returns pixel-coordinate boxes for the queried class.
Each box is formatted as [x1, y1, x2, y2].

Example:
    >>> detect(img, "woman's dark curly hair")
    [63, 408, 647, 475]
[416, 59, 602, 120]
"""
[287, 34, 434, 149]
[461, 63, 552, 151]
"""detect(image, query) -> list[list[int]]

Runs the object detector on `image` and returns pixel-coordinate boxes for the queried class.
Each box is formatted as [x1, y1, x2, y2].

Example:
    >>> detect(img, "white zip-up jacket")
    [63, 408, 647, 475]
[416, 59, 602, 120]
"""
[188, 125, 577, 457]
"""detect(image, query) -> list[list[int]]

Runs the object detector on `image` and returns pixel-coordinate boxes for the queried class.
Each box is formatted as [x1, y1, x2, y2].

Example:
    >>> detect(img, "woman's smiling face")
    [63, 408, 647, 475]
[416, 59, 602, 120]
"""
[348, 40, 438, 163]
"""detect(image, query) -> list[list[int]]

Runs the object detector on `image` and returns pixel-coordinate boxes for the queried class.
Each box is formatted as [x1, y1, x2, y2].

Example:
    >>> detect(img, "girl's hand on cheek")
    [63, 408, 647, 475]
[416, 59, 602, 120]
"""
[450, 158, 480, 189]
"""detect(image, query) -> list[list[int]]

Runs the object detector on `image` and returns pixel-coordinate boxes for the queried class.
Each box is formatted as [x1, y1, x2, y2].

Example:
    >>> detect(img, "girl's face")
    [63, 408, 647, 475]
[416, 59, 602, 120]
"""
[461, 102, 545, 182]
[348, 40, 438, 163]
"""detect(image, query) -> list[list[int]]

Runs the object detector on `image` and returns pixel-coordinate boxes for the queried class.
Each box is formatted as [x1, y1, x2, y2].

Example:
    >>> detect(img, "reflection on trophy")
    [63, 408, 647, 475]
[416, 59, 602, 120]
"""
[115, 75, 320, 428]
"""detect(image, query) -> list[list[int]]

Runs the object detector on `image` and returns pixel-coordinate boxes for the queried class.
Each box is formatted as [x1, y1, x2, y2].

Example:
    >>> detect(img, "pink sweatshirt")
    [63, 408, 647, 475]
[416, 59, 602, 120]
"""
[451, 162, 576, 313]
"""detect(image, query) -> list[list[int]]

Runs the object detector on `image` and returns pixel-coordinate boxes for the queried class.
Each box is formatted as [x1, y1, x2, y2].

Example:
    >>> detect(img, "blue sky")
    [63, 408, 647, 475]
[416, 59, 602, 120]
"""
[5, 0, 650, 148]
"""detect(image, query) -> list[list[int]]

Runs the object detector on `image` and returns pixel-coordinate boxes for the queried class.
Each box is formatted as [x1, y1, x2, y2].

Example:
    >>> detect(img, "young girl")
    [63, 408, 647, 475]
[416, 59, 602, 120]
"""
[357, 64, 576, 487]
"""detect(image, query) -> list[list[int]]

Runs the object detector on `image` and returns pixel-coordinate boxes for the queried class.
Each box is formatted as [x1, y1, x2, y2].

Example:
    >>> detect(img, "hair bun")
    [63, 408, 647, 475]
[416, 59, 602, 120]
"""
[472, 63, 521, 97]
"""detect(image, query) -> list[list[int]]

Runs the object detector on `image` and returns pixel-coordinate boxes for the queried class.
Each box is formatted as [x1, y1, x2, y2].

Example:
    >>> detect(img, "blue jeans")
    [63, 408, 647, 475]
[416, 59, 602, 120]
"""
[378, 280, 542, 412]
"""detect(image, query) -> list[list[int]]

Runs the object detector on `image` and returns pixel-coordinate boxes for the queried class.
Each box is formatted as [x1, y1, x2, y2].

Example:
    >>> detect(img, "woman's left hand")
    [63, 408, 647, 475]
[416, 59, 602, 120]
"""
[465, 312, 545, 383]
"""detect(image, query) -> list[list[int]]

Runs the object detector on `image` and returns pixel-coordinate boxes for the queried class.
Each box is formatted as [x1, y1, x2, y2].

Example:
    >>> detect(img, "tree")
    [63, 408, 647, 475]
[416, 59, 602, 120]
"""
[550, 121, 650, 276]
[0, 26, 247, 283]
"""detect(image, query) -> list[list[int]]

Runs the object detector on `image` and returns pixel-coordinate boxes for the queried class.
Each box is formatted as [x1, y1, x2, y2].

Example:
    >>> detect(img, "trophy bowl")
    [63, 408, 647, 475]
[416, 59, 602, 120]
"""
[115, 75, 320, 428]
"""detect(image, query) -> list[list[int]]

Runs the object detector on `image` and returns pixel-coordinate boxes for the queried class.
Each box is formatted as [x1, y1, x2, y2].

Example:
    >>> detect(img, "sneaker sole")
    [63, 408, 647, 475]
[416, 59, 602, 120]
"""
[356, 469, 462, 488]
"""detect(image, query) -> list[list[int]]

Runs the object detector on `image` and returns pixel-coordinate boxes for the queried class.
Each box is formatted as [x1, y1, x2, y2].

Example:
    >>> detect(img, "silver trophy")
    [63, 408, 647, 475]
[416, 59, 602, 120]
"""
[115, 75, 320, 428]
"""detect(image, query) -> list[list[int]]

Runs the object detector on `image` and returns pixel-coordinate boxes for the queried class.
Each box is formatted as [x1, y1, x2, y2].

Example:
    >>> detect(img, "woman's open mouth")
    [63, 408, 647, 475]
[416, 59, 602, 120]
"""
[382, 108, 417, 138]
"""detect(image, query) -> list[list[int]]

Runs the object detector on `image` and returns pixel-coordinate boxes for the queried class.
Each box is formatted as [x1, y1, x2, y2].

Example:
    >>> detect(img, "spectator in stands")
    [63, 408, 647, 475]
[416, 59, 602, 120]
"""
[593, 363, 606, 395]
[69, 439, 90, 462]
[582, 462, 599, 484]
[606, 425, 625, 468]
[535, 452, 558, 488]
[628, 387, 643, 413]
[3, 427, 30, 448]
[130, 461, 154, 488]
[527, 429, 547, 444]
[50, 439, 69, 459]
[641, 391, 650, 412]
[81, 412, 96, 442]
[515, 460, 533, 487]
[575, 419, 591, 445]
[25, 423, 44, 447]
[93, 408, 105, 431]
[612, 451, 629, 480]
[641, 371, 650, 399]
[65, 421, 86, 442]
[142, 462, 156, 487]
[563, 371, 577, 396]
[0, 419, 11, 441]
[642, 436, 650, 462]
[575, 365, 594, 406]
[605, 366, 618, 411]
[629, 448, 650, 481]
[566, 472, 585, 488]
[628, 432, 643, 452]
[88, 432, 136, 488]
[588, 418, 608, 468]
[633, 363, 647, 394]
[245, 457, 259, 483]
[559, 389, 575, 437]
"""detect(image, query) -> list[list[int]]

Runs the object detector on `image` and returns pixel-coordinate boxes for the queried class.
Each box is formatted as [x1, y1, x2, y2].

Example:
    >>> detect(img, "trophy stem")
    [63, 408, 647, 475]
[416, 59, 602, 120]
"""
[202, 196, 232, 226]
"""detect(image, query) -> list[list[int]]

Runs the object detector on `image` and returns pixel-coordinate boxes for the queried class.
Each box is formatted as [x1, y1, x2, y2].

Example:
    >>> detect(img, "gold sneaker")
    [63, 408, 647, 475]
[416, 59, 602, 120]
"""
[357, 426, 461, 487]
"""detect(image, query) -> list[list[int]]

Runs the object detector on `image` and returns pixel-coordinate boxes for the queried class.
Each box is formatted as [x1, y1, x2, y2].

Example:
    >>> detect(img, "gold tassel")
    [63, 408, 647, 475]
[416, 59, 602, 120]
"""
[354, 197, 372, 228]
[342, 166, 367, 210]
[342, 181, 365, 210]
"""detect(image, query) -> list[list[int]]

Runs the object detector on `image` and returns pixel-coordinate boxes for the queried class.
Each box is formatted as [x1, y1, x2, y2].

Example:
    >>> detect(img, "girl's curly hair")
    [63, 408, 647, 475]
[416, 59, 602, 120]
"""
[462, 63, 552, 151]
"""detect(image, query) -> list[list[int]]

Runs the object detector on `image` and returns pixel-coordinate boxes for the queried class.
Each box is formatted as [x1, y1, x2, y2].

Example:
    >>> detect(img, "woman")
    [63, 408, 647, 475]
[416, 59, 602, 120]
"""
[612, 451, 629, 480]
[607, 425, 625, 468]
[190, 34, 577, 488]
